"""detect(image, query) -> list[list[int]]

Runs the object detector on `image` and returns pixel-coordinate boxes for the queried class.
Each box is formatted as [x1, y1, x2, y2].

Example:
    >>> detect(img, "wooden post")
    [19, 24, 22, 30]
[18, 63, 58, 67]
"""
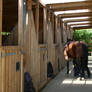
[0, 0, 2, 46]
[70, 28, 74, 39]
[27, 0, 32, 10]
[18, 0, 24, 46]
[66, 24, 70, 39]
[35, 4, 39, 39]
[55, 17, 58, 43]
[43, 8, 47, 43]
[60, 20, 64, 43]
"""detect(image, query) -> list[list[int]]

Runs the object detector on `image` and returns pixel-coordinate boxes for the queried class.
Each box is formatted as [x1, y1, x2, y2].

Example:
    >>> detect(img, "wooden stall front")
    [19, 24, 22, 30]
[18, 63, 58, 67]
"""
[0, 46, 23, 92]
[39, 44, 47, 89]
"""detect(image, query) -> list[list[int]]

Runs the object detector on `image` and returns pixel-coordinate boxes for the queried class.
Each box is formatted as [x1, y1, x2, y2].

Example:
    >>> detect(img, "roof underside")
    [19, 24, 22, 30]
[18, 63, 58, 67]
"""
[41, 0, 92, 30]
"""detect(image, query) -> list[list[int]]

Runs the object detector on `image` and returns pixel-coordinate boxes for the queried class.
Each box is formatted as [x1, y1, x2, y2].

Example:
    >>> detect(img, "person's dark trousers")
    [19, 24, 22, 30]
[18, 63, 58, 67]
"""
[67, 61, 69, 74]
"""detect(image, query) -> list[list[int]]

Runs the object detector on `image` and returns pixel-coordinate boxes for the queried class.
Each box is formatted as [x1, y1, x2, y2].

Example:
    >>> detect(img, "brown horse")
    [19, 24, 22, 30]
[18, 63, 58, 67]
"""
[64, 41, 91, 78]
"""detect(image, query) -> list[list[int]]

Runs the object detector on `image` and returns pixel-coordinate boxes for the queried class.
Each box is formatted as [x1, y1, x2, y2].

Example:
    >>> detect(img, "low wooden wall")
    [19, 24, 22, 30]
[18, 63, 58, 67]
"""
[55, 45, 66, 73]
[39, 45, 47, 89]
[0, 46, 23, 92]
[54, 46, 60, 74]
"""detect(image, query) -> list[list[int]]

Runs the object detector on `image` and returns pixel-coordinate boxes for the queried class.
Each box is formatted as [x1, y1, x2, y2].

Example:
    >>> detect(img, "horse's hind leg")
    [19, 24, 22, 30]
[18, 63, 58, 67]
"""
[80, 60, 85, 78]
[80, 67, 85, 78]
[86, 67, 91, 78]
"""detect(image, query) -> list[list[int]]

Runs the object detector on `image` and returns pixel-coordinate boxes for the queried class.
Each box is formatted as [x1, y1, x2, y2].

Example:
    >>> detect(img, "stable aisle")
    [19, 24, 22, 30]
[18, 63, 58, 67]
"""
[41, 57, 92, 92]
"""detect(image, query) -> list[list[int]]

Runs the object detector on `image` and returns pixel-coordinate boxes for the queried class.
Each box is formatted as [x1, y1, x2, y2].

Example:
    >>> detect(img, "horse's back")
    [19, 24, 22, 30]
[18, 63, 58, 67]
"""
[75, 41, 88, 59]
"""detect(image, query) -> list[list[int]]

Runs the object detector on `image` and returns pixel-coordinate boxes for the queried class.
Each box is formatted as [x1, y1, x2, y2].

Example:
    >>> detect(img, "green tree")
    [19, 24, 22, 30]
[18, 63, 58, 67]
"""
[73, 29, 92, 44]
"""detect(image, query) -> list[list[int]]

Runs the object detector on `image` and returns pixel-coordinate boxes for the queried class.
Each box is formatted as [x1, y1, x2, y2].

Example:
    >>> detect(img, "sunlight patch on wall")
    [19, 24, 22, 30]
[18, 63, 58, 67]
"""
[26, 12, 28, 25]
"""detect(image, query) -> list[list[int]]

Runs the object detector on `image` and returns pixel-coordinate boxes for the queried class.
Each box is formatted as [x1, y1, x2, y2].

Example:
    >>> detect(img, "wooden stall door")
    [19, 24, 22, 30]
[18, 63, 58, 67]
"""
[39, 47, 47, 89]
[0, 47, 23, 92]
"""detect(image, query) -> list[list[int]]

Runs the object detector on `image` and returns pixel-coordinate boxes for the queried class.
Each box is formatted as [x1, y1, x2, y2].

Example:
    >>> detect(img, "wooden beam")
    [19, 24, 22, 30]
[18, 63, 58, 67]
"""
[64, 18, 92, 23]
[39, 0, 46, 7]
[69, 22, 92, 26]
[0, 0, 2, 46]
[18, 0, 24, 46]
[53, 6, 92, 12]
[73, 26, 92, 30]
[59, 12, 92, 18]
[47, 1, 92, 11]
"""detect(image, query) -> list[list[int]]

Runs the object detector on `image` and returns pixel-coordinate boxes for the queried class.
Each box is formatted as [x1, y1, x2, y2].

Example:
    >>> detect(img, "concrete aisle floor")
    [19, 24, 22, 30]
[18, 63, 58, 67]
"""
[41, 57, 92, 92]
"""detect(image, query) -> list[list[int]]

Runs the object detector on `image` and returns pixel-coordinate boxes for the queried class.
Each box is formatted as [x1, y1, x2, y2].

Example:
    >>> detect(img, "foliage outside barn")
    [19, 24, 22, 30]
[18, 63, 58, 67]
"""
[73, 29, 92, 55]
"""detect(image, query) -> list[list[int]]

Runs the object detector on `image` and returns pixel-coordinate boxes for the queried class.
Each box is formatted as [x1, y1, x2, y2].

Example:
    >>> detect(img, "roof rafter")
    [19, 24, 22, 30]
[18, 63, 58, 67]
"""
[63, 18, 92, 23]
[59, 12, 92, 18]
[73, 26, 92, 30]
[69, 22, 92, 26]
[47, 1, 92, 11]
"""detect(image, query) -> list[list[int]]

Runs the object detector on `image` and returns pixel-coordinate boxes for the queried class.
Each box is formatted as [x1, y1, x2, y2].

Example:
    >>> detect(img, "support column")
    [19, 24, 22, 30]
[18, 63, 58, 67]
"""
[63, 23, 67, 43]
[35, 4, 39, 39]
[43, 8, 47, 43]
[18, 0, 25, 46]
[67, 24, 71, 40]
[70, 28, 74, 40]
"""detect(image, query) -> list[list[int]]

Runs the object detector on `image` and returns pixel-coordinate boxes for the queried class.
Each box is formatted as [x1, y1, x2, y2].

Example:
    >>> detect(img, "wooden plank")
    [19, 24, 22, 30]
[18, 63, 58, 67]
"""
[19, 51, 21, 92]
[0, 48, 2, 92]
[9, 50, 12, 92]
[11, 49, 15, 92]
[15, 50, 17, 92]
[20, 54, 23, 92]
[6, 49, 9, 92]
[2, 48, 6, 92]
[17, 51, 20, 92]
[12, 49, 16, 92]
